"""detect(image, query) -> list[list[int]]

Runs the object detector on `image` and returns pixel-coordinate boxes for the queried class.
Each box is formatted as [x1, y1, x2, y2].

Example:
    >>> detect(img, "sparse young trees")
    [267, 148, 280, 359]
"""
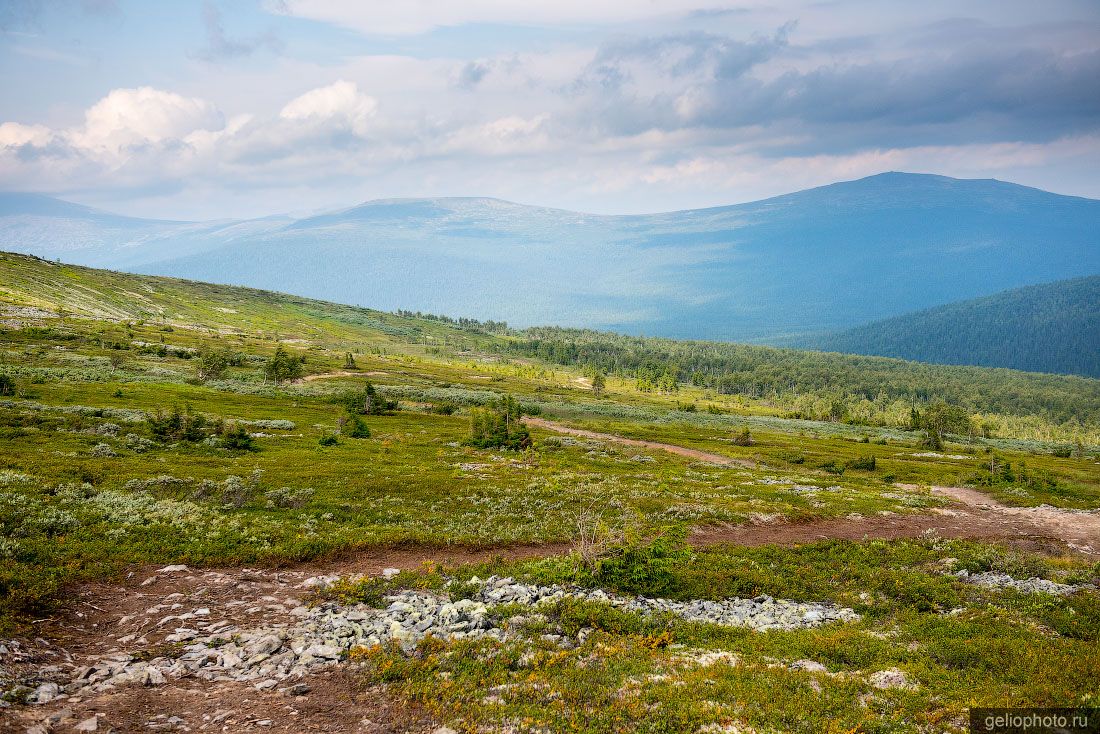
[342, 381, 396, 416]
[913, 401, 973, 449]
[731, 427, 753, 446]
[263, 345, 305, 386]
[591, 371, 606, 398]
[195, 348, 230, 382]
[0, 374, 14, 397]
[466, 395, 531, 450]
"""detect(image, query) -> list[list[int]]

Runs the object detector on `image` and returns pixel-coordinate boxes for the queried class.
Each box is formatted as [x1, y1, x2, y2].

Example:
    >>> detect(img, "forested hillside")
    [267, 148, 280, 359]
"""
[798, 277, 1100, 377]
[502, 327, 1100, 427]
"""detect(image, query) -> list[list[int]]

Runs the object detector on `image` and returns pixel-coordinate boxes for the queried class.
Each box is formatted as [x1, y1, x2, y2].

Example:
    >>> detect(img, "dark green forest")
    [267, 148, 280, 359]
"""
[501, 327, 1100, 426]
[798, 276, 1100, 378]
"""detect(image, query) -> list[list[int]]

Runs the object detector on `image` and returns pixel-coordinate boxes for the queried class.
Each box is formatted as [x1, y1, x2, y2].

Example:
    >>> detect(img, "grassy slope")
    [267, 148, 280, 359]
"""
[2, 251, 1100, 728]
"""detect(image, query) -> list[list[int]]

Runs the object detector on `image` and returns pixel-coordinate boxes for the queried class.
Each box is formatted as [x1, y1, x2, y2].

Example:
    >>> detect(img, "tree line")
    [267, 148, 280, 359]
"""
[499, 327, 1100, 426]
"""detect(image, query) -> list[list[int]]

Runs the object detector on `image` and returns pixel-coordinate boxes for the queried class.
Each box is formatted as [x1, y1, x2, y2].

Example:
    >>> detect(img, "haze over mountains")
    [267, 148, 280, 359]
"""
[2, 172, 1098, 347]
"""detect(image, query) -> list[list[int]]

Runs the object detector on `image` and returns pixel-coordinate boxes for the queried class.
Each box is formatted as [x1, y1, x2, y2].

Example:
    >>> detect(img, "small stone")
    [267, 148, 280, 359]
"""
[157, 565, 189, 573]
[28, 682, 59, 704]
[381, 567, 401, 579]
[289, 683, 311, 696]
[789, 659, 827, 673]
[73, 716, 99, 732]
[869, 668, 915, 690]
[255, 679, 278, 691]
[245, 635, 283, 657]
[142, 667, 166, 687]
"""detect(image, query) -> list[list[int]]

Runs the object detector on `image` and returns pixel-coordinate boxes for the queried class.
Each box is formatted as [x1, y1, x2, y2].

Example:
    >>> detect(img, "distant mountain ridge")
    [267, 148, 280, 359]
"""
[793, 277, 1100, 378]
[1, 172, 1098, 343]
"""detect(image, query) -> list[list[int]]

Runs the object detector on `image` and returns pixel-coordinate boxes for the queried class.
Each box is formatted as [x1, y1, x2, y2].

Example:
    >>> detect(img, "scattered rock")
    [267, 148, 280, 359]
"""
[869, 668, 915, 690]
[28, 682, 59, 704]
[4, 576, 857, 708]
[73, 716, 99, 732]
[157, 565, 190, 574]
[954, 570, 1086, 595]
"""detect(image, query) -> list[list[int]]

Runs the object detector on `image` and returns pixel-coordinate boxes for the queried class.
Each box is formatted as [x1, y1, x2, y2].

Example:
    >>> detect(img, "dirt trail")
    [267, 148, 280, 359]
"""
[524, 417, 756, 468]
[5, 465, 1098, 731]
[296, 370, 388, 383]
[692, 484, 1099, 556]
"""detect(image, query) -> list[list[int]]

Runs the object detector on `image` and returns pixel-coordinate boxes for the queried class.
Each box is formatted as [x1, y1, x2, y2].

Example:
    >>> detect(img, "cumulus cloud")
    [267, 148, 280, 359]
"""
[72, 87, 225, 154]
[3, 4, 1099, 218]
[0, 122, 54, 148]
[279, 80, 377, 136]
[562, 28, 1100, 151]
[0, 82, 387, 196]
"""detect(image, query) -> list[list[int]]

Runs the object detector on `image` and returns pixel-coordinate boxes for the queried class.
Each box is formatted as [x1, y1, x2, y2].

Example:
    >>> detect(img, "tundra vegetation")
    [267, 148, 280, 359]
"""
[0, 251, 1098, 730]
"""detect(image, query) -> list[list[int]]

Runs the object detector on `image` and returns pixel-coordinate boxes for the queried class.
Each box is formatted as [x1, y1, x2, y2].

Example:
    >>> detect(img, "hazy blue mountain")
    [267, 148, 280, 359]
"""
[2, 173, 1098, 340]
[0, 192, 291, 269]
[791, 277, 1100, 378]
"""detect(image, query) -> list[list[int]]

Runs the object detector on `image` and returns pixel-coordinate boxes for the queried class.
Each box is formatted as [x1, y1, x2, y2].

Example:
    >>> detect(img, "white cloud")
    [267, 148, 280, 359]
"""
[279, 80, 376, 136]
[72, 87, 224, 154]
[0, 122, 54, 147]
[269, 0, 766, 36]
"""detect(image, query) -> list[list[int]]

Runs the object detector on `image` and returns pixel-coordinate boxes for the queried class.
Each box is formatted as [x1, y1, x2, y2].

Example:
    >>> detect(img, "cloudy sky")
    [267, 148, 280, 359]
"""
[1, 0, 1098, 220]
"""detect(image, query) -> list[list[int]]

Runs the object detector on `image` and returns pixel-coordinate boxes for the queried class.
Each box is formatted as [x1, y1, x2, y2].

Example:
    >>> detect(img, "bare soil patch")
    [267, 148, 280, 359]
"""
[692, 484, 1099, 556]
[524, 417, 756, 468]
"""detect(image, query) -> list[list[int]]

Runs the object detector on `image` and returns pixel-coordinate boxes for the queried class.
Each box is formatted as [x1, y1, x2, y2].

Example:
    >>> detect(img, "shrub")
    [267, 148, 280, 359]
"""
[0, 374, 15, 397]
[218, 424, 256, 451]
[124, 433, 157, 453]
[263, 345, 305, 385]
[147, 405, 209, 443]
[846, 455, 877, 471]
[731, 427, 753, 446]
[319, 434, 339, 447]
[594, 527, 692, 597]
[195, 348, 239, 382]
[90, 443, 117, 458]
[466, 395, 530, 450]
[778, 450, 805, 464]
[344, 415, 371, 438]
[341, 381, 397, 416]
[821, 460, 845, 475]
[956, 546, 1048, 579]
[264, 486, 314, 509]
[220, 471, 263, 508]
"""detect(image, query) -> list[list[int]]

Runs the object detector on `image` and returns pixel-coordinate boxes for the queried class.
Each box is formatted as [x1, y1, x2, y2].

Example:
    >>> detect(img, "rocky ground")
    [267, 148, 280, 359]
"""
[2, 564, 860, 734]
[3, 485, 1098, 733]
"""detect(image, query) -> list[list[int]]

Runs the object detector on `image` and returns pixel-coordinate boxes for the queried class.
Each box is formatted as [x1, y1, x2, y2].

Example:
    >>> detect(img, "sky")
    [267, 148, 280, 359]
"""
[1, 0, 1098, 220]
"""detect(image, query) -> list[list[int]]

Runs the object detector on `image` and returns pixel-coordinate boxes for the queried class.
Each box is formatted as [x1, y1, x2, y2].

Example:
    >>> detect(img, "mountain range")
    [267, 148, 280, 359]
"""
[1, 172, 1097, 348]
